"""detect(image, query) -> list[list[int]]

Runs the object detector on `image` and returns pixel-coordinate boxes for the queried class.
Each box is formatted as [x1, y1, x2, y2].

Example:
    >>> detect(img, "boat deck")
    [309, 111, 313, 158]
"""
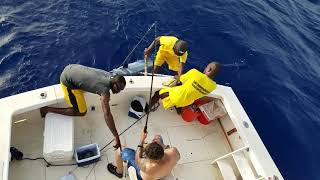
[9, 92, 231, 180]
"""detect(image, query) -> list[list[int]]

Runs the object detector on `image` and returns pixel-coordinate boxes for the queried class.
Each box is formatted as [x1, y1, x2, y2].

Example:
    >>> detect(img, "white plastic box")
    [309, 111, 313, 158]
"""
[43, 113, 74, 163]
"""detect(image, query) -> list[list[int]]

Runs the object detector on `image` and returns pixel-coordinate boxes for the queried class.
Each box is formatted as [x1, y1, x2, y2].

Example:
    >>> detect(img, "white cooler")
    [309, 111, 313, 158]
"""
[43, 113, 74, 163]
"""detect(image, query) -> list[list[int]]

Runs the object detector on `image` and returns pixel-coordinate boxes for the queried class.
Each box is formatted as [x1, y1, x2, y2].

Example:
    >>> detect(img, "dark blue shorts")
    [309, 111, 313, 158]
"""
[121, 148, 142, 180]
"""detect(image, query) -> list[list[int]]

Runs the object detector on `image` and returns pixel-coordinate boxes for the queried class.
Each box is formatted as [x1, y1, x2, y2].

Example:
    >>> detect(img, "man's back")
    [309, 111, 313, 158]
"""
[158, 36, 178, 54]
[140, 147, 180, 180]
[60, 64, 111, 95]
[158, 36, 188, 63]
[167, 69, 217, 108]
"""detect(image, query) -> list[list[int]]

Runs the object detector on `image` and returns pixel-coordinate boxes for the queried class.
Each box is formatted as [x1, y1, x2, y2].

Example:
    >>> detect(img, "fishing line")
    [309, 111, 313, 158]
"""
[100, 113, 147, 152]
[119, 22, 157, 68]
[185, 59, 247, 72]
[221, 60, 247, 69]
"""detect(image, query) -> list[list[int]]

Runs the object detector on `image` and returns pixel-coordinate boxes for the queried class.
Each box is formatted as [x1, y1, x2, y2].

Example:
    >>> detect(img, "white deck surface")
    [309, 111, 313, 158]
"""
[9, 92, 230, 180]
[1, 76, 283, 180]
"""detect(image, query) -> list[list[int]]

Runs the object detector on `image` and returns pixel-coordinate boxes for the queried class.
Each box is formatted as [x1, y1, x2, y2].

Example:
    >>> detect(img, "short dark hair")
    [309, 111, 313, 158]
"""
[176, 40, 188, 52]
[144, 142, 164, 160]
[211, 61, 221, 76]
[113, 75, 126, 86]
[174, 40, 188, 56]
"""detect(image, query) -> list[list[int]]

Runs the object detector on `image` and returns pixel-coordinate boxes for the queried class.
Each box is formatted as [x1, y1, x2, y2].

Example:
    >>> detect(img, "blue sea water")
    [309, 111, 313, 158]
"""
[1, 0, 320, 179]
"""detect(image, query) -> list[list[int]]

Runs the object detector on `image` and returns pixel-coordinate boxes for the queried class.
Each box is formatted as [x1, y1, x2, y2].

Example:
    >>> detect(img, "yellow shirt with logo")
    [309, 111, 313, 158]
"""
[158, 36, 188, 63]
[160, 69, 217, 108]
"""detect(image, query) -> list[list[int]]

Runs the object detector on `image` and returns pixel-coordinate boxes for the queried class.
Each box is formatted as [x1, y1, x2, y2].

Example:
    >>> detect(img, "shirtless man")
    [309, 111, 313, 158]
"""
[107, 130, 180, 180]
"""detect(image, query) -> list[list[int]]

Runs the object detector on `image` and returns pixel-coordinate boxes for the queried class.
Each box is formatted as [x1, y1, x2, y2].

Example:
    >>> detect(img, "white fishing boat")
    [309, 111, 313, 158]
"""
[0, 71, 283, 180]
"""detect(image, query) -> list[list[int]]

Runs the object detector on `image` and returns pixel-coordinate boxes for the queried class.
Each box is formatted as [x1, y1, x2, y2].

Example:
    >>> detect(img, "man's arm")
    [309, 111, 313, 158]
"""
[135, 130, 148, 172]
[144, 36, 161, 59]
[174, 62, 185, 86]
[163, 146, 180, 165]
[101, 94, 121, 149]
[135, 149, 147, 172]
[177, 51, 188, 78]
[177, 62, 185, 79]
[175, 68, 192, 86]
[171, 147, 181, 162]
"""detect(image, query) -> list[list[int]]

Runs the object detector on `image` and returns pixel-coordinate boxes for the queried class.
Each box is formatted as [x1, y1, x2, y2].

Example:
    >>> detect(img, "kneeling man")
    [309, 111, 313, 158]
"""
[150, 62, 220, 113]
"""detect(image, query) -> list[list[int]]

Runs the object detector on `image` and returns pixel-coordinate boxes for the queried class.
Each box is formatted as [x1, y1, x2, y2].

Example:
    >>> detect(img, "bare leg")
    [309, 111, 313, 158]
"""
[40, 106, 86, 117]
[115, 148, 123, 174]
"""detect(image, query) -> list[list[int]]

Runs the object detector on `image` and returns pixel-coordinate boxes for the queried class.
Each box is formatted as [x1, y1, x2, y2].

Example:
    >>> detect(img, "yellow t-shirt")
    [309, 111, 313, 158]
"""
[164, 69, 217, 108]
[158, 36, 188, 63]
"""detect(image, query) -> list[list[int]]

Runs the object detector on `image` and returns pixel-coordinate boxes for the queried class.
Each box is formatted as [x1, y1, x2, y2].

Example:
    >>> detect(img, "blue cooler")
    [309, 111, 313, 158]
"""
[75, 143, 101, 166]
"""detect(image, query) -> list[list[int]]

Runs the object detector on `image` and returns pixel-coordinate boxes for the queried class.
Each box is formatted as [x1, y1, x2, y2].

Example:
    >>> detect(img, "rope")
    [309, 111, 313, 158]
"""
[144, 21, 157, 133]
[119, 22, 157, 68]
[22, 157, 77, 167]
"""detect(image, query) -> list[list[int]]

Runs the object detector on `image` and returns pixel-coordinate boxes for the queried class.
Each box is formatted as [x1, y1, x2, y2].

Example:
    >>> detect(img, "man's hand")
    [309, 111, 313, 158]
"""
[113, 137, 121, 150]
[144, 48, 151, 59]
[174, 75, 181, 86]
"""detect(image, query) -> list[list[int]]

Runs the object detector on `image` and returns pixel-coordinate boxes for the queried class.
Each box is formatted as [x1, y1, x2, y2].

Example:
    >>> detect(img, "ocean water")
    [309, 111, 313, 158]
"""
[1, 0, 320, 179]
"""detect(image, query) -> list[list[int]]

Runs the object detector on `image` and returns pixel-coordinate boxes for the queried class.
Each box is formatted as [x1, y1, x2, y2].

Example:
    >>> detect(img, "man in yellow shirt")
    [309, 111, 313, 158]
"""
[144, 36, 188, 77]
[150, 62, 220, 112]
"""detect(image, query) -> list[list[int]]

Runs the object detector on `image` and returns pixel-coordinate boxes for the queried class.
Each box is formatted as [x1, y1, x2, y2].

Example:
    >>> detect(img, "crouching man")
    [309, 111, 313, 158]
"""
[107, 130, 180, 180]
